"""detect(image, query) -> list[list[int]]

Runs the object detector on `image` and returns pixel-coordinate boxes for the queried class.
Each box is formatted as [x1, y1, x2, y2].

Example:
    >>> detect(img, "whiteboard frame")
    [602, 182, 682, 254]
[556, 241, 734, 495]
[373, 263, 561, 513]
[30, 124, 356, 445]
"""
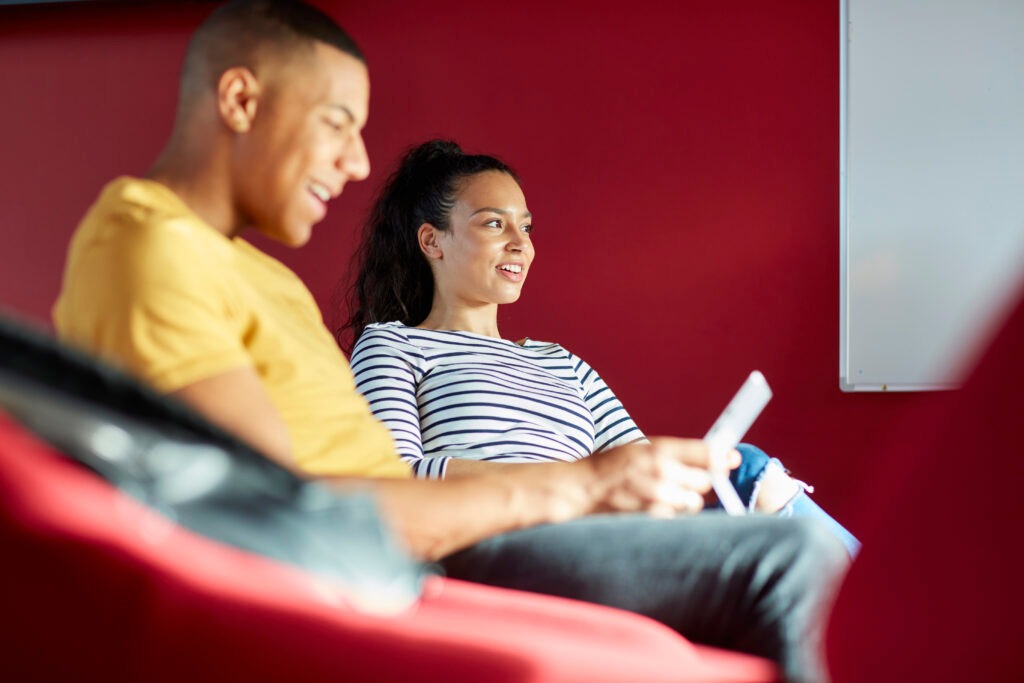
[837, 0, 1024, 393]
[839, 0, 932, 391]
[839, 0, 929, 391]
[839, 0, 921, 389]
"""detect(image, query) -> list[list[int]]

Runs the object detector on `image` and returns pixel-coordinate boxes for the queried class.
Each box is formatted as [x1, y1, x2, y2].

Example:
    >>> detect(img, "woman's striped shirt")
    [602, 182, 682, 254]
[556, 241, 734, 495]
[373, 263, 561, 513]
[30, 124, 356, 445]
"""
[350, 322, 646, 479]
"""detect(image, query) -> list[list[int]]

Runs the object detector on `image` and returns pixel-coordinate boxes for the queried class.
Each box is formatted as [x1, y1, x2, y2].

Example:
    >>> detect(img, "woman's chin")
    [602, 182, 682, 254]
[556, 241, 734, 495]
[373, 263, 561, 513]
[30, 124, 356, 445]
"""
[499, 290, 524, 304]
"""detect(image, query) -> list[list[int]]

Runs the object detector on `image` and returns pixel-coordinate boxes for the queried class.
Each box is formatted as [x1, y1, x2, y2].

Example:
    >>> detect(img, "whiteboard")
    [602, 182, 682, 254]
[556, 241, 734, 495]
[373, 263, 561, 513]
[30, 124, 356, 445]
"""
[840, 0, 1024, 391]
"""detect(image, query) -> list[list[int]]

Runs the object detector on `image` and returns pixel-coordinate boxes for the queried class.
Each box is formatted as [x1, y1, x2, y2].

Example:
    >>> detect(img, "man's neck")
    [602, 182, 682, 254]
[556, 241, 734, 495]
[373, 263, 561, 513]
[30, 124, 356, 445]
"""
[146, 131, 242, 239]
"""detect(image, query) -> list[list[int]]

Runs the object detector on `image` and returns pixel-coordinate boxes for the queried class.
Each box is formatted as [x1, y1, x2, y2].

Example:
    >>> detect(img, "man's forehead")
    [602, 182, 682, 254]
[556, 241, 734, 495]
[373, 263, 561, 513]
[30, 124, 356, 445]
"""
[312, 42, 370, 122]
[265, 42, 368, 122]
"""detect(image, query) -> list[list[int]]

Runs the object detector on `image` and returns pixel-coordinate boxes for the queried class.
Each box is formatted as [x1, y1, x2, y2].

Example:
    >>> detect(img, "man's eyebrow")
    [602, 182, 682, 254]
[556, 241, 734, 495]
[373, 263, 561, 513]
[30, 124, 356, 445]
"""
[470, 207, 532, 219]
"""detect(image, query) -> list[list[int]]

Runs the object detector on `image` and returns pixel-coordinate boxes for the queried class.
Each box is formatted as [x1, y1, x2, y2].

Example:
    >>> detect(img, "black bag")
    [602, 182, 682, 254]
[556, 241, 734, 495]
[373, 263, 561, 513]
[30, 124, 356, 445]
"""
[0, 313, 427, 614]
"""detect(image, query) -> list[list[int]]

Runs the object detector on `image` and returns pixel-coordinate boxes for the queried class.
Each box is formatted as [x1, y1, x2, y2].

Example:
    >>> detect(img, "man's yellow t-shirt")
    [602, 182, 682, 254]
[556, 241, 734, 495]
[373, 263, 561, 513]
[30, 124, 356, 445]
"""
[54, 177, 409, 479]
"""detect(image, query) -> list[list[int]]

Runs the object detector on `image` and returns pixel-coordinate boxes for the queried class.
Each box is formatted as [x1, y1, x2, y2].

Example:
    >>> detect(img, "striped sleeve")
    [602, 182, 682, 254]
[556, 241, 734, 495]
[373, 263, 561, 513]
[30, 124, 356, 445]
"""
[350, 326, 451, 479]
[567, 350, 647, 452]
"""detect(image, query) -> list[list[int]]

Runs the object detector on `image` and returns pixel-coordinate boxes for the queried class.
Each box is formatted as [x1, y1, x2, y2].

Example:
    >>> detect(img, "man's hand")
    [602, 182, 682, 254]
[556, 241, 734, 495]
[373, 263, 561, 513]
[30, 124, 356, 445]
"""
[582, 438, 740, 518]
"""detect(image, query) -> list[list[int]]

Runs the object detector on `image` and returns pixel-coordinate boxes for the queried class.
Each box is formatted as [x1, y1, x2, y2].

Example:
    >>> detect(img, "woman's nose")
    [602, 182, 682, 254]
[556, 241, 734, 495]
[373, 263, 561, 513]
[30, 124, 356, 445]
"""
[507, 229, 529, 251]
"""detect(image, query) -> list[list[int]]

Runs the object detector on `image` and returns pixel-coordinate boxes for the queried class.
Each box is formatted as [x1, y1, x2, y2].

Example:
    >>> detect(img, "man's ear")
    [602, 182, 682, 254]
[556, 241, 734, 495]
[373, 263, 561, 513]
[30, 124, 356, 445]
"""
[418, 223, 444, 259]
[217, 67, 261, 133]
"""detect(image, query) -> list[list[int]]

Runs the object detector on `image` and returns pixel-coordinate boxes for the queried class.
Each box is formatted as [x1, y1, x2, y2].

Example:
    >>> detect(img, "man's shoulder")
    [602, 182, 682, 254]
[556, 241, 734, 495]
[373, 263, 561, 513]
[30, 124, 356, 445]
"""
[84, 177, 186, 229]
[53, 178, 260, 391]
[71, 177, 234, 266]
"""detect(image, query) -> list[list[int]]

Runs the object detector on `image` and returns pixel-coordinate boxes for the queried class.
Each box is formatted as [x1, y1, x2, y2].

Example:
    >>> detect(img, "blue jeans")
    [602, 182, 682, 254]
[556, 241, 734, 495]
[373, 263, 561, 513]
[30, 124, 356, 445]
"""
[442, 445, 857, 682]
[442, 512, 848, 683]
[727, 443, 862, 558]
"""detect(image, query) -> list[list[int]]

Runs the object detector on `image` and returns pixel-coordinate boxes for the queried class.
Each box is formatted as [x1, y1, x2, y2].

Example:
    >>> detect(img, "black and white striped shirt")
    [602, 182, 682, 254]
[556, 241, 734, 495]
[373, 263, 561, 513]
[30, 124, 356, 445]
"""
[350, 322, 646, 479]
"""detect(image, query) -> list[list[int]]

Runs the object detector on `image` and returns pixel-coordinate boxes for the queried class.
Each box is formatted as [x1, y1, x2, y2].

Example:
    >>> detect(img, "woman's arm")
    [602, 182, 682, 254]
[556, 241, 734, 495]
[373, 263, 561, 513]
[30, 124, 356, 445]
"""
[350, 326, 452, 478]
[569, 349, 647, 452]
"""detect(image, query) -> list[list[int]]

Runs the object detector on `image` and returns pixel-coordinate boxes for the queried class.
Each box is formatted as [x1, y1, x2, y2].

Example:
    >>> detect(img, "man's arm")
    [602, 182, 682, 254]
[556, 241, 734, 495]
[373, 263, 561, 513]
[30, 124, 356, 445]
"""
[170, 367, 725, 562]
[368, 437, 720, 560]
[169, 366, 294, 466]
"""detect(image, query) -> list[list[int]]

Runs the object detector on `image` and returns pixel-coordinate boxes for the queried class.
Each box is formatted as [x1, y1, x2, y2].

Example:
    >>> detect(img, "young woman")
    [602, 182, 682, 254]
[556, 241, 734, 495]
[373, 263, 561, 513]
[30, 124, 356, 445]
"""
[346, 139, 859, 555]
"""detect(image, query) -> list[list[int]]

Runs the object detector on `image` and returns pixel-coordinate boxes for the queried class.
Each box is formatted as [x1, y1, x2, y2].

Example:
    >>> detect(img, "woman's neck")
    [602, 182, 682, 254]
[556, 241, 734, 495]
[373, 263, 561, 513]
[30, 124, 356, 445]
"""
[417, 304, 501, 339]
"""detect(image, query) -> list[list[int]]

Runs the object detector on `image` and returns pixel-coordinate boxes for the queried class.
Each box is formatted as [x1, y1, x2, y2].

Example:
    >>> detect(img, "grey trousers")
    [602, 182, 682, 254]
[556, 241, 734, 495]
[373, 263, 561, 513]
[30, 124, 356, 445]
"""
[441, 512, 849, 683]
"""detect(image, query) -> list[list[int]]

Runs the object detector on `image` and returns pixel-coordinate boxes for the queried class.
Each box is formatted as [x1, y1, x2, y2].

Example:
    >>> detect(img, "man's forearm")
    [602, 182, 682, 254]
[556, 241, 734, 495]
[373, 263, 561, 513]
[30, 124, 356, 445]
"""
[331, 437, 718, 561]
[335, 461, 602, 561]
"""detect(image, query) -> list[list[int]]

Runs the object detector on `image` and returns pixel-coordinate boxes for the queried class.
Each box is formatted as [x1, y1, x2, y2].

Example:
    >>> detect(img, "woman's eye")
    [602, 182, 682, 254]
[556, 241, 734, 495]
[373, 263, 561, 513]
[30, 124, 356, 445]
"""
[521, 224, 534, 234]
[324, 118, 345, 132]
[484, 219, 502, 228]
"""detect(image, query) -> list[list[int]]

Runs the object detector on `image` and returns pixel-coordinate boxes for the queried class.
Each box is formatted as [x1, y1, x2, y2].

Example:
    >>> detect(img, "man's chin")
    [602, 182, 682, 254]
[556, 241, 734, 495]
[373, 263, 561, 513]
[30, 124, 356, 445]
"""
[284, 230, 314, 248]
[257, 222, 314, 249]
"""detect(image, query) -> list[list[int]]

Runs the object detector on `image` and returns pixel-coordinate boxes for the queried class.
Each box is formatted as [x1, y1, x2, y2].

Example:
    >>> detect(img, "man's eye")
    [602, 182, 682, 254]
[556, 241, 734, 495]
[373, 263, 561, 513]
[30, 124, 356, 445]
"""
[521, 224, 534, 234]
[324, 118, 345, 131]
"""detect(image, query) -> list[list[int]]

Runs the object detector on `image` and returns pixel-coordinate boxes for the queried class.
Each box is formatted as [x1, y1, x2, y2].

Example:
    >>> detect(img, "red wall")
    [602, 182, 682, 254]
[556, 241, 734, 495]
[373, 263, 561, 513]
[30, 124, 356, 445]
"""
[0, 0, 935, 526]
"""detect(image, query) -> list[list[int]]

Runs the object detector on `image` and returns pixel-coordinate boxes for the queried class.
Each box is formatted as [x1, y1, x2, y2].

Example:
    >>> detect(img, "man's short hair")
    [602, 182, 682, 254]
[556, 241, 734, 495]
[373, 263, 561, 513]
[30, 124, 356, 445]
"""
[180, 0, 364, 105]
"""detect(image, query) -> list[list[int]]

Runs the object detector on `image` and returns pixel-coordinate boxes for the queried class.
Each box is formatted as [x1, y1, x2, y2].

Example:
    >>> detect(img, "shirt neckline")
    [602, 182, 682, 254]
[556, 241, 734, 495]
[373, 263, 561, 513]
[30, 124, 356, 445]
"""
[389, 322, 535, 347]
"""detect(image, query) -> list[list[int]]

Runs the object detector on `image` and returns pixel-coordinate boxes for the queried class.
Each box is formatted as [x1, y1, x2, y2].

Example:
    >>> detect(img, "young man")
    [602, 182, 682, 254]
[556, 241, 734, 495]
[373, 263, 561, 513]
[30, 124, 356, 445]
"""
[54, 2, 847, 681]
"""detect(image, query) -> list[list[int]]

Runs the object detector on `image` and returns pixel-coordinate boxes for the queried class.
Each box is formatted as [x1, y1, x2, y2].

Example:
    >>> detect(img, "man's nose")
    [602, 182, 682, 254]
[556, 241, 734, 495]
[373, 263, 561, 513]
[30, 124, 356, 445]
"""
[338, 131, 370, 182]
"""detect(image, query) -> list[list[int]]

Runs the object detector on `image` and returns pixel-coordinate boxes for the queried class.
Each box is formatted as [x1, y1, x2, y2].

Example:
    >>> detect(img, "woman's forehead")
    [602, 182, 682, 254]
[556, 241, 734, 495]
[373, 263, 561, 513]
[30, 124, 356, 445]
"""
[454, 171, 527, 209]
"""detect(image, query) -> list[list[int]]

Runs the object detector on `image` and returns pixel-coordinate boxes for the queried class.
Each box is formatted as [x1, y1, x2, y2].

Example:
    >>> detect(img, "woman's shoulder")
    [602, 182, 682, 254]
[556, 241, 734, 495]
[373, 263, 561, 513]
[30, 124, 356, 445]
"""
[362, 321, 412, 336]
[353, 321, 419, 353]
[517, 337, 575, 359]
[361, 322, 458, 347]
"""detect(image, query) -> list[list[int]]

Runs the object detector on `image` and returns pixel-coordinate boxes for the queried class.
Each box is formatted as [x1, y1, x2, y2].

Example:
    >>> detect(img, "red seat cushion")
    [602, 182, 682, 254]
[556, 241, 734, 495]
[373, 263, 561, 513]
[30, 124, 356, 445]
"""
[0, 413, 777, 683]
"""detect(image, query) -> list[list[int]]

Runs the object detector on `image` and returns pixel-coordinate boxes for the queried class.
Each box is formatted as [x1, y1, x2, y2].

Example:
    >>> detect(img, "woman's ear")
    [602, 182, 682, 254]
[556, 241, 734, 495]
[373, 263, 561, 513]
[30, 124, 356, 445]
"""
[217, 66, 261, 133]
[418, 223, 443, 259]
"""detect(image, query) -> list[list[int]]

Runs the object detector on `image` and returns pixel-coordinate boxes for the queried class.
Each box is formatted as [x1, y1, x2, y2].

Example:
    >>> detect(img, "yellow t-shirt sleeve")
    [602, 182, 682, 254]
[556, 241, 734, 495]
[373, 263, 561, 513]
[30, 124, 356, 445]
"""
[55, 214, 252, 393]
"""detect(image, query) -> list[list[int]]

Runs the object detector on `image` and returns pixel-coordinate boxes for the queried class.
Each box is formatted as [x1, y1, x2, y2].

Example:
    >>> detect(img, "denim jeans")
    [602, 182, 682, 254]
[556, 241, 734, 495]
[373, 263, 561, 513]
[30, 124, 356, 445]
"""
[441, 512, 848, 683]
[441, 443, 858, 682]
[729, 444, 862, 558]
